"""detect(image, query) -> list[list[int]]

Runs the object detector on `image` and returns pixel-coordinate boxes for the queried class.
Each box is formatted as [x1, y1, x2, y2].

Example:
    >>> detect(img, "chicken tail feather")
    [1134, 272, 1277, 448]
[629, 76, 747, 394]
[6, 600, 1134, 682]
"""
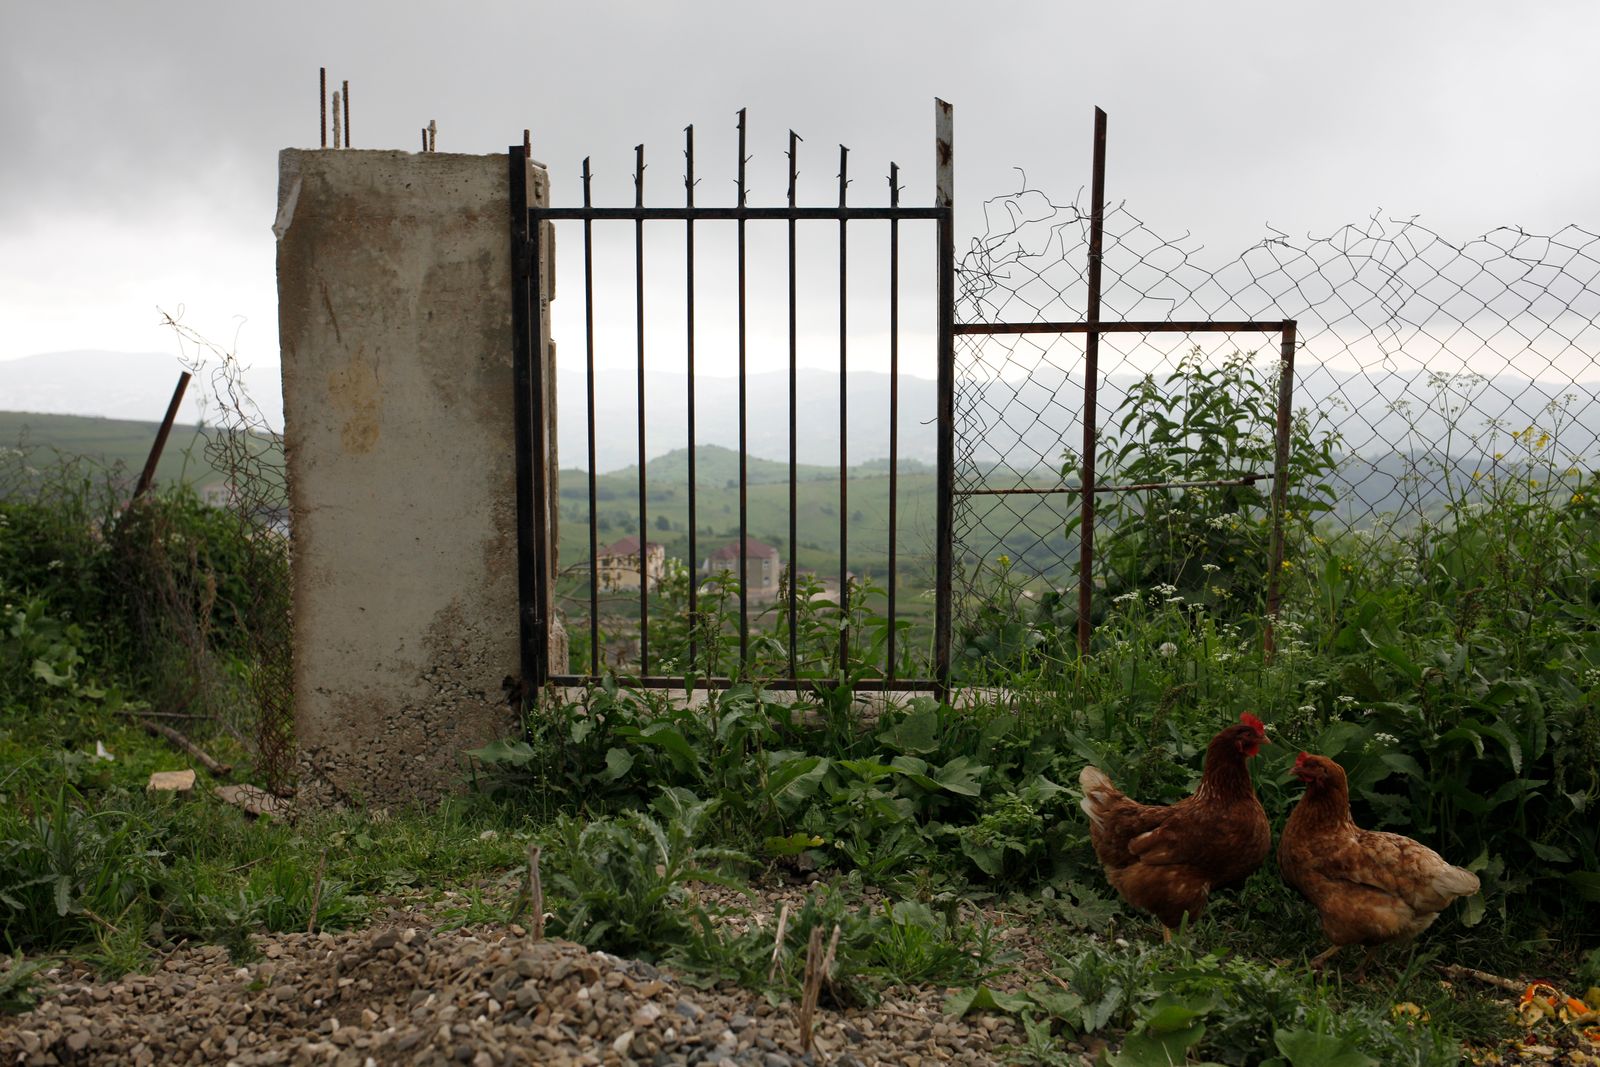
[1433, 864, 1480, 900]
[1079, 764, 1121, 830]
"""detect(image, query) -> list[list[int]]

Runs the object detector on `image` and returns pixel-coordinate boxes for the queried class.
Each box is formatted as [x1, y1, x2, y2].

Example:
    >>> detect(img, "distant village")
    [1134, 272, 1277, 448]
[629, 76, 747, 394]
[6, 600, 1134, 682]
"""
[591, 534, 849, 603]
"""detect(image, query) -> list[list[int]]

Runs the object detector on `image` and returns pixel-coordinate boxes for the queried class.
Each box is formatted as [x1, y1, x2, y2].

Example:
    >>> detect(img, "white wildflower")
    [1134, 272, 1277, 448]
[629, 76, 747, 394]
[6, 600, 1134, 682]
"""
[1158, 642, 1177, 658]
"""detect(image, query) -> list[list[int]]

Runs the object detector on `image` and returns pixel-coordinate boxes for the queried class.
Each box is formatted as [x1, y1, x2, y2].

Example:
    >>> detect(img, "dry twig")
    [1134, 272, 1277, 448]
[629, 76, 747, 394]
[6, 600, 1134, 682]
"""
[138, 717, 232, 777]
[1438, 963, 1527, 993]
[767, 902, 791, 982]
[528, 844, 545, 939]
[307, 851, 328, 934]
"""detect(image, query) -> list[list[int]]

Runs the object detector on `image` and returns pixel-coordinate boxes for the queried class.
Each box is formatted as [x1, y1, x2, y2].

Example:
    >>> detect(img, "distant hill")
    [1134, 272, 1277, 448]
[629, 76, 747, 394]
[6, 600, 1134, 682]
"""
[0, 410, 275, 498]
[5, 350, 1595, 479]
[0, 351, 283, 428]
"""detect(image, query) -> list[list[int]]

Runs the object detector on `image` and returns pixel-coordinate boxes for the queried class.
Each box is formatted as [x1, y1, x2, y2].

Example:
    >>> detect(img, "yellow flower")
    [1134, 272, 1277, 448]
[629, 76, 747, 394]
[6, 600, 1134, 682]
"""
[1494, 452, 1505, 461]
[1536, 433, 1550, 450]
[1473, 470, 1483, 480]
[995, 554, 1010, 568]
[1574, 493, 1587, 505]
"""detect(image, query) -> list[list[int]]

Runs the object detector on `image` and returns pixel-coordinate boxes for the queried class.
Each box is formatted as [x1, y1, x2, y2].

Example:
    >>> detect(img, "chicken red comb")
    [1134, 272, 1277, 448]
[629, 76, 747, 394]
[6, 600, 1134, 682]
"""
[1240, 712, 1266, 735]
[1295, 751, 1314, 767]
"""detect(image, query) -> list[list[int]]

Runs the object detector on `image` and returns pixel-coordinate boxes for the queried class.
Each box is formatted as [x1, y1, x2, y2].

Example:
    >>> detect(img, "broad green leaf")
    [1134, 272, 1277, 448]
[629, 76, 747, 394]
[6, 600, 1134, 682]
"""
[1105, 1023, 1207, 1066]
[762, 832, 824, 857]
[1527, 840, 1571, 863]
[1564, 872, 1600, 902]
[931, 755, 989, 797]
[636, 723, 701, 773]
[943, 984, 1033, 1017]
[877, 706, 942, 755]
[1271, 1028, 1377, 1067]
[464, 739, 535, 768]
[599, 746, 634, 782]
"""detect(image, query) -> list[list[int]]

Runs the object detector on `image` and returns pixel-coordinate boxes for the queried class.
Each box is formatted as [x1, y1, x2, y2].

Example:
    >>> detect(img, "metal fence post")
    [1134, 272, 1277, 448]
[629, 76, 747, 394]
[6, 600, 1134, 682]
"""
[934, 98, 955, 695]
[509, 146, 549, 693]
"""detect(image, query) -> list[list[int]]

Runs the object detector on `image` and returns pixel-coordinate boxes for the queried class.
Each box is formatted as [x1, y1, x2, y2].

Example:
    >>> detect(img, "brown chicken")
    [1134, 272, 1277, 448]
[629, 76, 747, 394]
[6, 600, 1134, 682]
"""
[1079, 713, 1272, 937]
[1278, 752, 1480, 977]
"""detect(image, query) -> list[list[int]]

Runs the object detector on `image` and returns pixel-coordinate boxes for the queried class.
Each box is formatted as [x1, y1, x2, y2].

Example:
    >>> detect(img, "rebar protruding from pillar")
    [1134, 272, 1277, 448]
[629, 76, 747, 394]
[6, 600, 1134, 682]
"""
[427, 119, 436, 152]
[342, 79, 350, 147]
[332, 90, 342, 148]
[319, 68, 327, 148]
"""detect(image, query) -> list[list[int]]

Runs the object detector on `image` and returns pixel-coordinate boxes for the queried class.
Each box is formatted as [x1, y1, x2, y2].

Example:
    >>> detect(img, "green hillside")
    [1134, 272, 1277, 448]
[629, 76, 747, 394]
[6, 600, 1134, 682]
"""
[556, 445, 1070, 593]
[0, 411, 277, 497]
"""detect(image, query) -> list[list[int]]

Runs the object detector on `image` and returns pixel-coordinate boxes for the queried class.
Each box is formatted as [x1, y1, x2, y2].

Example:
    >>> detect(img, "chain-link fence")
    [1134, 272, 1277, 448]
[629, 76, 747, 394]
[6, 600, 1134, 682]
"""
[950, 186, 1600, 650]
[165, 315, 295, 793]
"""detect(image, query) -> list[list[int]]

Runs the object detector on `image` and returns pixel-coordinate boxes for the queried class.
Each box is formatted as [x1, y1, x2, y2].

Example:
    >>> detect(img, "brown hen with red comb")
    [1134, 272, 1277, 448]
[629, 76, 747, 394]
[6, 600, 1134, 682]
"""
[1079, 713, 1272, 937]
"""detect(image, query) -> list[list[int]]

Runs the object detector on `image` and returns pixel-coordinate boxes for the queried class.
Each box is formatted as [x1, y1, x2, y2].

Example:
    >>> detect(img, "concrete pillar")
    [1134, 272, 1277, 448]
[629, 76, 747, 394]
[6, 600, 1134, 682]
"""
[275, 148, 553, 805]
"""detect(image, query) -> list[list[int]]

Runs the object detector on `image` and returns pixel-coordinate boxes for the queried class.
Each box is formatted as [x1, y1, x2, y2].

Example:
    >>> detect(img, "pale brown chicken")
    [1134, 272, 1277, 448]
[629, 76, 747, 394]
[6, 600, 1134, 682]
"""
[1079, 713, 1272, 937]
[1278, 752, 1480, 978]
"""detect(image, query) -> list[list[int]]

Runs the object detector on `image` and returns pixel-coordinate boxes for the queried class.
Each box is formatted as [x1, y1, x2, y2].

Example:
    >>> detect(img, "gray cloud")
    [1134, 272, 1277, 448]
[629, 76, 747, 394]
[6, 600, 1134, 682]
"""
[3, 0, 1599, 361]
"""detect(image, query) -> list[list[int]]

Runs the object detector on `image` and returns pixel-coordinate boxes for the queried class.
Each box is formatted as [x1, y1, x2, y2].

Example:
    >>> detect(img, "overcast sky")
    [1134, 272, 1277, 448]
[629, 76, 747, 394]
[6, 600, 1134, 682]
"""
[3, 0, 1598, 380]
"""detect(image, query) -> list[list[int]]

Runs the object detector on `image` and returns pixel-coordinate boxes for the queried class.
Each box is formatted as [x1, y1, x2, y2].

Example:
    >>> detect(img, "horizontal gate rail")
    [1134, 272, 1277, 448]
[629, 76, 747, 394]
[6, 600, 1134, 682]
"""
[954, 319, 1290, 335]
[528, 206, 947, 221]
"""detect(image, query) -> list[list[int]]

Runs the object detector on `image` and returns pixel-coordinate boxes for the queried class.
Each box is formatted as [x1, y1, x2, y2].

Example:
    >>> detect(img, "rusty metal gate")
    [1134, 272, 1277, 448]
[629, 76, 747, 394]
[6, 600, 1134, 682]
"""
[509, 104, 1299, 695]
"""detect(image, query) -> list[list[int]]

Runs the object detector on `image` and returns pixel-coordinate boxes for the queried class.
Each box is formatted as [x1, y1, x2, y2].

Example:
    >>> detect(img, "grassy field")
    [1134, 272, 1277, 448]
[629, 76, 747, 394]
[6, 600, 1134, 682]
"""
[0, 411, 239, 494]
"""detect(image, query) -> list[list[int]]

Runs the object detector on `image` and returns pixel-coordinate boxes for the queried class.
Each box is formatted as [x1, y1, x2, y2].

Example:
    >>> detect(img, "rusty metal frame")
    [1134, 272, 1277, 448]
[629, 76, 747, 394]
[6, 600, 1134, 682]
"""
[953, 109, 1298, 657]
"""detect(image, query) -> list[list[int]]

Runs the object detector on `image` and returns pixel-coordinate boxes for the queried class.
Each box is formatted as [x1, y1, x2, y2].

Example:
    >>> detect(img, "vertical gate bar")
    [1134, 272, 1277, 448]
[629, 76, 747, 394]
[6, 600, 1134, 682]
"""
[737, 108, 750, 666]
[787, 130, 800, 680]
[634, 144, 649, 676]
[685, 126, 699, 676]
[509, 147, 547, 692]
[886, 163, 900, 683]
[933, 99, 954, 695]
[837, 144, 850, 674]
[583, 159, 600, 677]
[1265, 320, 1297, 660]
[1075, 107, 1108, 657]
[529, 178, 552, 689]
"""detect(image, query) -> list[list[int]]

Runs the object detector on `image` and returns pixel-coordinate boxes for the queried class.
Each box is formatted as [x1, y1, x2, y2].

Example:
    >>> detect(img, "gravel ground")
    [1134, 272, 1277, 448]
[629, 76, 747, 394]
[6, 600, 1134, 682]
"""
[4, 879, 1576, 1066]
[1, 918, 1042, 1067]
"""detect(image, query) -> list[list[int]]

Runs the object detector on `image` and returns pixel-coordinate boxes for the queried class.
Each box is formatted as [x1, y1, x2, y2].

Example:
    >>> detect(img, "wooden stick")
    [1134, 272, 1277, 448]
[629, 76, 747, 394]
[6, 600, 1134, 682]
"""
[528, 845, 545, 939]
[767, 902, 791, 982]
[819, 923, 842, 996]
[798, 925, 824, 1053]
[1438, 963, 1526, 993]
[798, 923, 843, 1054]
[138, 717, 232, 777]
[307, 850, 327, 934]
